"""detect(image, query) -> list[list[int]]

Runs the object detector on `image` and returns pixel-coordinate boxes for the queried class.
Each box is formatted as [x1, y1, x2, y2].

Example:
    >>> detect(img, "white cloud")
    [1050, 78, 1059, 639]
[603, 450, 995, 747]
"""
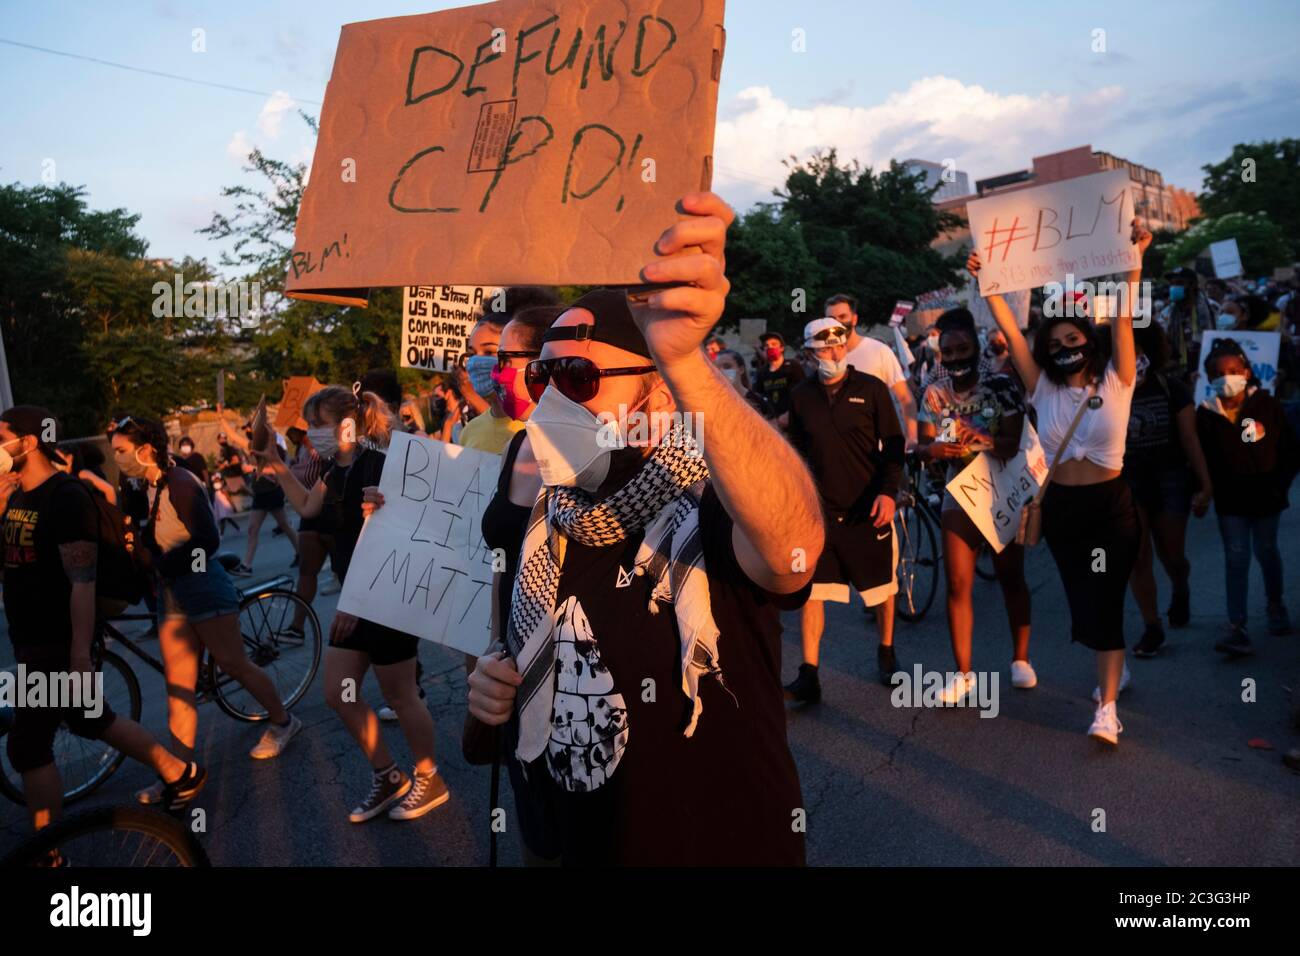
[714, 77, 1127, 207]
[256, 90, 297, 138]
[226, 130, 254, 163]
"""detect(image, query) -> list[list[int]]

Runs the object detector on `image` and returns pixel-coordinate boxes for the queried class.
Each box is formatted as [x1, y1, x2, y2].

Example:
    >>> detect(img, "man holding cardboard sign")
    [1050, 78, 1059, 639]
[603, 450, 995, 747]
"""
[463, 191, 824, 865]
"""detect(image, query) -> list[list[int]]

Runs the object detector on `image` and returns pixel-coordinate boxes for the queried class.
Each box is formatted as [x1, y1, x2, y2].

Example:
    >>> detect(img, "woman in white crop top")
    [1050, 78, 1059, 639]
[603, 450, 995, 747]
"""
[968, 218, 1151, 748]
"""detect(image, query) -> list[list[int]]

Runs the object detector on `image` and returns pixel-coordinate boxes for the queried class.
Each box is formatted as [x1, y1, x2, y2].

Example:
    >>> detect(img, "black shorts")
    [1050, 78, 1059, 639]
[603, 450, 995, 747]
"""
[1042, 477, 1140, 651]
[251, 485, 286, 512]
[6, 653, 117, 774]
[332, 616, 419, 666]
[811, 515, 898, 606]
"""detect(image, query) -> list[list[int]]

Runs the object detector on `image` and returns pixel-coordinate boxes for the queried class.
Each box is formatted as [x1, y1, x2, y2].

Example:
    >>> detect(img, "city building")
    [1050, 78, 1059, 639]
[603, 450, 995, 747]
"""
[902, 158, 971, 203]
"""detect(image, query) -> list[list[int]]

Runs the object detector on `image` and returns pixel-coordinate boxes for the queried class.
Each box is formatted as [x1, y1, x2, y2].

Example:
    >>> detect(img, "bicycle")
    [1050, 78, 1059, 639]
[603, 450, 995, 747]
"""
[894, 454, 942, 622]
[0, 553, 322, 806]
[2, 805, 210, 867]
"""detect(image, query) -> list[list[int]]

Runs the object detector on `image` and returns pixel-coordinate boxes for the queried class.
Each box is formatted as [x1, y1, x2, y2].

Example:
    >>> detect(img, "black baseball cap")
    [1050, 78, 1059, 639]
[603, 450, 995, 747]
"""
[542, 289, 651, 360]
[0, 405, 66, 465]
[760, 330, 785, 345]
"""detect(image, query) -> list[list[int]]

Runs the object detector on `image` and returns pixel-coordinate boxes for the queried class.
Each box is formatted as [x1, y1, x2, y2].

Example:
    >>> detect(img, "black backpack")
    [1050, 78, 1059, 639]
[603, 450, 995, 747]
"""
[66, 477, 148, 606]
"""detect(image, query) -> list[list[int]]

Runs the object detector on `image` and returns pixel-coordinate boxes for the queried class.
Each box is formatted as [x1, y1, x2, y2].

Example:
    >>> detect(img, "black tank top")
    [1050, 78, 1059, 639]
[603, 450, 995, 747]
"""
[480, 430, 531, 628]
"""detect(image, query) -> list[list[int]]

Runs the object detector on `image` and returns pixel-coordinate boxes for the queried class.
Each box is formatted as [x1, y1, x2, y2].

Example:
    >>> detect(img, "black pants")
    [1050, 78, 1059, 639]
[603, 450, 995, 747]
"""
[1041, 477, 1141, 651]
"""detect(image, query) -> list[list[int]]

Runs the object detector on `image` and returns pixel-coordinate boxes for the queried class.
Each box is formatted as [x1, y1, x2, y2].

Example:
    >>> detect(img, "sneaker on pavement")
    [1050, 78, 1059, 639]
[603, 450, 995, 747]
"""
[377, 704, 398, 722]
[349, 765, 410, 823]
[1010, 659, 1038, 689]
[249, 714, 302, 759]
[877, 644, 903, 687]
[1088, 701, 1123, 745]
[1092, 663, 1132, 703]
[319, 574, 342, 596]
[1213, 623, 1253, 658]
[938, 671, 977, 705]
[135, 779, 166, 805]
[160, 762, 208, 811]
[1133, 622, 1166, 659]
[388, 769, 450, 821]
[230, 562, 253, 578]
[783, 663, 821, 705]
[1267, 603, 1292, 636]
[1166, 588, 1190, 628]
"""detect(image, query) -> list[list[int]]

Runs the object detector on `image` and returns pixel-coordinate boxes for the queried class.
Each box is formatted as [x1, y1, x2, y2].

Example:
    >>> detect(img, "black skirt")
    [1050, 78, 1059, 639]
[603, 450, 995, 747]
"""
[1041, 477, 1140, 651]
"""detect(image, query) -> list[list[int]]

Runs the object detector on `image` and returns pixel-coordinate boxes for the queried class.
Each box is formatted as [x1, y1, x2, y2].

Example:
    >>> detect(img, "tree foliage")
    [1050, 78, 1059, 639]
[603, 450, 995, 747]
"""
[1199, 139, 1300, 258]
[1155, 211, 1292, 278]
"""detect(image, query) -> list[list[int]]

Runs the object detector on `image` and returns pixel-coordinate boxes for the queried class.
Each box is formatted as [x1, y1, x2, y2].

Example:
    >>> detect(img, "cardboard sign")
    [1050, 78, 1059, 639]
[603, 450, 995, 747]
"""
[968, 170, 1138, 296]
[889, 300, 915, 328]
[338, 432, 502, 656]
[275, 376, 327, 432]
[945, 424, 1048, 553]
[401, 285, 501, 371]
[285, 0, 727, 305]
[1193, 330, 1281, 406]
[1209, 238, 1244, 279]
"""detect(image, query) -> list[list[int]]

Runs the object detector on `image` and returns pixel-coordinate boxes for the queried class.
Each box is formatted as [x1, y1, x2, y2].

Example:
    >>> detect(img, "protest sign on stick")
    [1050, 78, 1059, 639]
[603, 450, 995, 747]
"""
[275, 376, 327, 433]
[1193, 330, 1281, 406]
[967, 170, 1137, 296]
[285, 0, 728, 306]
[1209, 238, 1244, 279]
[945, 424, 1048, 552]
[338, 432, 502, 656]
[401, 285, 501, 372]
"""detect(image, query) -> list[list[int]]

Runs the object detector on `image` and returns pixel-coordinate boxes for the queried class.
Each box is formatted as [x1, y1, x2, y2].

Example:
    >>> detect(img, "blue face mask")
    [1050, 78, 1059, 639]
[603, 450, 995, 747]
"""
[1168, 285, 1186, 303]
[465, 354, 498, 398]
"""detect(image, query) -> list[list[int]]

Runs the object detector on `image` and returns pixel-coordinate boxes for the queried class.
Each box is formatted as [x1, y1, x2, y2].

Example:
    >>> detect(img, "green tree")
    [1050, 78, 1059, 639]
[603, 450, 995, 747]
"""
[1199, 139, 1300, 257]
[1155, 211, 1292, 278]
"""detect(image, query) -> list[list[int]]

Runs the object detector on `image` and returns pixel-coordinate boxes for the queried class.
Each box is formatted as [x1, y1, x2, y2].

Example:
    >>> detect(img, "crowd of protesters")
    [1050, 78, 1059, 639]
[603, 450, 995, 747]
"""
[4, 191, 1300, 866]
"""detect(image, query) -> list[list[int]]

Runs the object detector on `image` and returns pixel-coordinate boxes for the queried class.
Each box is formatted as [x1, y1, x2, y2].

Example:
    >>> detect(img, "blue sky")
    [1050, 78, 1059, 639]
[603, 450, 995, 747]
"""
[3, 0, 1297, 269]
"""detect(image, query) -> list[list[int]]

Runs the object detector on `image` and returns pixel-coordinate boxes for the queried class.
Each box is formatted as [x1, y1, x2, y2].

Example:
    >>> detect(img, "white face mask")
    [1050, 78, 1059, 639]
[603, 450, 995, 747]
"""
[525, 387, 618, 491]
[114, 446, 151, 478]
[720, 366, 740, 384]
[1211, 374, 1249, 399]
[307, 425, 339, 459]
[0, 438, 27, 476]
[815, 354, 848, 381]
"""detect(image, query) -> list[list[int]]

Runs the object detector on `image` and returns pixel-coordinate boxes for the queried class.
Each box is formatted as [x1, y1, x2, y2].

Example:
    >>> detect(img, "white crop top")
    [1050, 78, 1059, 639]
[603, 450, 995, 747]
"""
[1029, 363, 1134, 471]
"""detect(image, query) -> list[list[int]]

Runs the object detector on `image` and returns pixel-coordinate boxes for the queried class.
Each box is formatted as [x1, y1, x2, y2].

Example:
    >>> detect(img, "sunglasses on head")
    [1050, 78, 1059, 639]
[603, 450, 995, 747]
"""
[496, 350, 539, 370]
[808, 327, 847, 344]
[524, 356, 658, 404]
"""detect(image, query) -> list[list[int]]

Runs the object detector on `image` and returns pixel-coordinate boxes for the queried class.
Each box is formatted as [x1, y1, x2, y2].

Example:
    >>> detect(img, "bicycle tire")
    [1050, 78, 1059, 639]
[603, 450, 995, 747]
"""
[0, 650, 142, 807]
[895, 501, 940, 623]
[211, 587, 322, 723]
[2, 805, 210, 867]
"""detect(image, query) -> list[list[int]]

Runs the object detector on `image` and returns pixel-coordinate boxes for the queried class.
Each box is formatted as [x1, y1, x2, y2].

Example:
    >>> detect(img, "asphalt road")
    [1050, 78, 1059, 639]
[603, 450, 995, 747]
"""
[3, 504, 1298, 866]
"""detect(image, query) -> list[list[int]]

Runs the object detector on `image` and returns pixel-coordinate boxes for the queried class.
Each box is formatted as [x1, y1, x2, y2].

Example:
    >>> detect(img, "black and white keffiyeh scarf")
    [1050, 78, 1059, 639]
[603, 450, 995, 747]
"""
[507, 425, 720, 764]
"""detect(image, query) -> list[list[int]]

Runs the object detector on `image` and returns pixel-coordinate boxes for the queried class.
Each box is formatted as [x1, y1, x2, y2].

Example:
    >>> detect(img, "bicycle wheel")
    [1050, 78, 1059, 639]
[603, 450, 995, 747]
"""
[975, 541, 998, 582]
[0, 650, 141, 807]
[895, 501, 940, 622]
[2, 805, 210, 867]
[212, 588, 322, 722]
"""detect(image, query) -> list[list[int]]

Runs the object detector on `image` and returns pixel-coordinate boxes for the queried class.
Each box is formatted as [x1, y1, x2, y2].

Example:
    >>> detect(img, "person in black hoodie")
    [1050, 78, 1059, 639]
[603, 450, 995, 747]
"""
[1195, 339, 1300, 655]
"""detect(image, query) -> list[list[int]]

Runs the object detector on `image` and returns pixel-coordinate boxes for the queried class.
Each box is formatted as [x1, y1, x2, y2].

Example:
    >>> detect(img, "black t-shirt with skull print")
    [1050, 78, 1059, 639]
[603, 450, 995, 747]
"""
[530, 482, 809, 865]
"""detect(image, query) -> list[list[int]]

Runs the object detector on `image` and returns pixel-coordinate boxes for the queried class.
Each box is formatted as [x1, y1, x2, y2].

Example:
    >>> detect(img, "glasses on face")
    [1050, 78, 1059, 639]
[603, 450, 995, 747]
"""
[524, 356, 658, 404]
[496, 350, 539, 370]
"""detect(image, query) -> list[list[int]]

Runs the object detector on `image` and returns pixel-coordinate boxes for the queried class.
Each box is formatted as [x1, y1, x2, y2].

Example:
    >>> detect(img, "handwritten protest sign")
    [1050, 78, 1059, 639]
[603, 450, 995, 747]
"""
[275, 376, 326, 433]
[1209, 238, 1244, 279]
[285, 0, 727, 305]
[338, 432, 502, 656]
[967, 170, 1138, 296]
[946, 424, 1048, 552]
[401, 285, 501, 372]
[911, 286, 964, 334]
[1193, 330, 1281, 406]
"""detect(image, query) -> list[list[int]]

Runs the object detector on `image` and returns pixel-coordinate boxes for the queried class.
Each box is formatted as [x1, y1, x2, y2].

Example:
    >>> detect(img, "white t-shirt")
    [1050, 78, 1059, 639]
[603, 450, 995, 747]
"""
[844, 334, 905, 388]
[1029, 363, 1134, 471]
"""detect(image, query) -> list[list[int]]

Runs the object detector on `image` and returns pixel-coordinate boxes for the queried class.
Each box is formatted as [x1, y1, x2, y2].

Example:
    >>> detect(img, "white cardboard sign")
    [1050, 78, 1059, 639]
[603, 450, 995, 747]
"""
[1209, 238, 1244, 279]
[967, 169, 1138, 296]
[338, 431, 503, 656]
[945, 423, 1048, 552]
[401, 285, 501, 372]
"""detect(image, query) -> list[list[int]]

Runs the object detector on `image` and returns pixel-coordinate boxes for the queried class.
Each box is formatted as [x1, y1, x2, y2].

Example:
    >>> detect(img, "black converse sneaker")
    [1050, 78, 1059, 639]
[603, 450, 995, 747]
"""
[388, 769, 450, 821]
[783, 663, 821, 704]
[348, 765, 411, 823]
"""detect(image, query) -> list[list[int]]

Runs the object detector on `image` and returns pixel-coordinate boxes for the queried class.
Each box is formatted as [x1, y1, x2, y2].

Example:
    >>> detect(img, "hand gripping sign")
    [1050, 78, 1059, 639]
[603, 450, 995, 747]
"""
[286, 0, 727, 306]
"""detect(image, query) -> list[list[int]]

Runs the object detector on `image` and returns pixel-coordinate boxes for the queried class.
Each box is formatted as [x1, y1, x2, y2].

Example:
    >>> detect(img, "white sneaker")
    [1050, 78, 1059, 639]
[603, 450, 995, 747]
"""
[250, 714, 302, 759]
[938, 671, 977, 705]
[377, 705, 398, 722]
[1088, 701, 1123, 745]
[1010, 660, 1038, 689]
[1092, 663, 1131, 703]
[320, 574, 342, 596]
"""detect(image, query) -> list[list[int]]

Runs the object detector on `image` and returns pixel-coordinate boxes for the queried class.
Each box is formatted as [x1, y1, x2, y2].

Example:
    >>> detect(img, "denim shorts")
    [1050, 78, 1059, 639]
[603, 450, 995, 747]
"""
[159, 561, 242, 624]
[1125, 465, 1192, 517]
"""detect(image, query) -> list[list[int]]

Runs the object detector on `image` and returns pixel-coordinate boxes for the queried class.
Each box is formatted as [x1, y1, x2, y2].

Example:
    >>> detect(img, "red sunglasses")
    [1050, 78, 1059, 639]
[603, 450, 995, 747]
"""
[524, 356, 658, 404]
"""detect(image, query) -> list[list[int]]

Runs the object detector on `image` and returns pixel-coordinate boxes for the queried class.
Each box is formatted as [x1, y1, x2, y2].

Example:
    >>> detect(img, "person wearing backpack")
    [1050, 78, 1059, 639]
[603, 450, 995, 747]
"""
[110, 415, 302, 806]
[0, 406, 206, 839]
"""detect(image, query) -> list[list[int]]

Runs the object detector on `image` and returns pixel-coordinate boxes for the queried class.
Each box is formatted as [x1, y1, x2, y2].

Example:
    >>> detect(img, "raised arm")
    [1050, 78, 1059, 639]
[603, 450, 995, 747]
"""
[967, 251, 1039, 394]
[255, 446, 327, 517]
[637, 192, 823, 595]
[1111, 219, 1154, 387]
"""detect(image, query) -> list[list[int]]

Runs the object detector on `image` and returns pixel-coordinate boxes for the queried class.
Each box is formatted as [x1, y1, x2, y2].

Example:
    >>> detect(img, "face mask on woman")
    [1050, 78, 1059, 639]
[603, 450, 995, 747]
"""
[307, 425, 339, 459]
[1210, 374, 1249, 399]
[1216, 310, 1237, 330]
[114, 446, 152, 478]
[465, 355, 498, 398]
[1051, 342, 1093, 375]
[490, 366, 532, 421]
[945, 354, 979, 380]
[720, 366, 740, 384]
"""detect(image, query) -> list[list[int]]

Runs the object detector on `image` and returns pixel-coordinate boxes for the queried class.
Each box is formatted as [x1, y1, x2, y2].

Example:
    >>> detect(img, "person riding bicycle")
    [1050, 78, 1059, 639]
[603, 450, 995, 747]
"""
[1, 406, 206, 838]
[110, 415, 301, 806]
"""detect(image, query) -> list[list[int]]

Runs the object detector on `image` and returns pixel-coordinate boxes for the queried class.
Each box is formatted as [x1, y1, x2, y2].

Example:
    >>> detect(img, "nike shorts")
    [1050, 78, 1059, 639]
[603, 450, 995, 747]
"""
[811, 515, 898, 607]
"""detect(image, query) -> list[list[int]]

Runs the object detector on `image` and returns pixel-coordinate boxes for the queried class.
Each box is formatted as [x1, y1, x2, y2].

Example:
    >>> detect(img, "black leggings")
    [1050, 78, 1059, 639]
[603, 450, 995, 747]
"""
[1041, 477, 1141, 651]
